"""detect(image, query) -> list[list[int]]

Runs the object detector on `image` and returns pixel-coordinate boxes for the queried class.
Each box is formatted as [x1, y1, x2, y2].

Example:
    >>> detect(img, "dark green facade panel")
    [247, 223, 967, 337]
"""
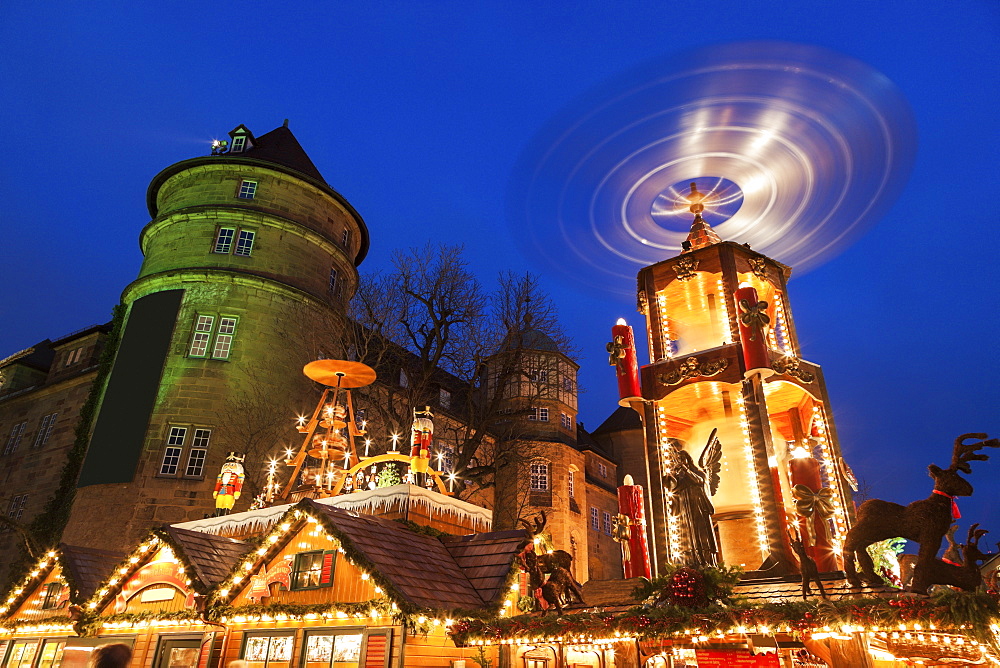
[77, 289, 184, 487]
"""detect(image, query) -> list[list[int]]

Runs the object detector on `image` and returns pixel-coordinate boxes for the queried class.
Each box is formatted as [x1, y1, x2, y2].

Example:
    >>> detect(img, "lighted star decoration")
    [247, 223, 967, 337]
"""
[508, 41, 917, 295]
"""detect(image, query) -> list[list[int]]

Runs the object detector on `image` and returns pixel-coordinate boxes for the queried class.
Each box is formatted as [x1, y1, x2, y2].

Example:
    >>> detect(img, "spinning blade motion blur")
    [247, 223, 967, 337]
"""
[508, 41, 917, 295]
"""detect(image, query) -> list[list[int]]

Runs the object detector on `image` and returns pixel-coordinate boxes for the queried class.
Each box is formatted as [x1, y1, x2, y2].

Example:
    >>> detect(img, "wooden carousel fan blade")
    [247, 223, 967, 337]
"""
[302, 360, 377, 388]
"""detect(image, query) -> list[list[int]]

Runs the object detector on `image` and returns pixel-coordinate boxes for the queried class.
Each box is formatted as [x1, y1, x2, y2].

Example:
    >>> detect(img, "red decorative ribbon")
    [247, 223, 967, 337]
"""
[933, 489, 961, 519]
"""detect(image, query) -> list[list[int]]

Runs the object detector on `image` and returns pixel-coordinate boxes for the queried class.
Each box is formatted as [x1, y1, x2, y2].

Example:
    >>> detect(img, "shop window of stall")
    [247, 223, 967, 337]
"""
[303, 630, 364, 668]
[35, 641, 65, 668]
[242, 633, 295, 668]
[6, 641, 40, 668]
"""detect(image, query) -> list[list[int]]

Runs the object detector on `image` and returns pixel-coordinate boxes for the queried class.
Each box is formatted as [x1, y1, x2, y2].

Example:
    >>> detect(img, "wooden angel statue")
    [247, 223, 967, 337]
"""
[665, 429, 722, 567]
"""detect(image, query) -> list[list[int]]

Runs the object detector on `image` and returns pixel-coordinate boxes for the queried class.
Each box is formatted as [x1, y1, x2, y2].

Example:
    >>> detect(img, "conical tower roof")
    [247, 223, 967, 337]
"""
[239, 123, 327, 184]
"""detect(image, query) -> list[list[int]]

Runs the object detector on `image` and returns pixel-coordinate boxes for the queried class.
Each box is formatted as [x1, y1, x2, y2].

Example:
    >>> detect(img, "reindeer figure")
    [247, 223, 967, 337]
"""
[898, 524, 992, 591]
[899, 523, 960, 586]
[788, 528, 827, 599]
[843, 433, 998, 593]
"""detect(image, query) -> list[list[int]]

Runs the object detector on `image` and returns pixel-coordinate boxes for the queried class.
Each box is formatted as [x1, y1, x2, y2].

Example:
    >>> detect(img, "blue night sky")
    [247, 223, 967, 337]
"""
[1, 3, 997, 525]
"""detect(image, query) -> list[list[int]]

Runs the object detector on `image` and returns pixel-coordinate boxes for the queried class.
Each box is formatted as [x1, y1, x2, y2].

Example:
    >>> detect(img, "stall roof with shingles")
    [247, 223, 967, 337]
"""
[162, 526, 252, 589]
[59, 544, 125, 601]
[442, 530, 530, 605]
[733, 574, 898, 603]
[308, 501, 528, 611]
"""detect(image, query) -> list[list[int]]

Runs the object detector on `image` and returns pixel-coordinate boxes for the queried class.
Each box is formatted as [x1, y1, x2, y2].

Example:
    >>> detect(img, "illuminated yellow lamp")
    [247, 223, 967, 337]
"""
[360, 572, 370, 580]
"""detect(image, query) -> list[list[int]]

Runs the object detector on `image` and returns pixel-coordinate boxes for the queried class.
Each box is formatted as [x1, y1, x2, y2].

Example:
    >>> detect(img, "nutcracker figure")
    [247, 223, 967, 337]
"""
[409, 406, 433, 486]
[214, 452, 246, 516]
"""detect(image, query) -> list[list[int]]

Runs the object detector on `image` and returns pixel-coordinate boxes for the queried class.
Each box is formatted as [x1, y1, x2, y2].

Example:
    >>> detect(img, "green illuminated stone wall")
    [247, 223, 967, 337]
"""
[63, 151, 365, 553]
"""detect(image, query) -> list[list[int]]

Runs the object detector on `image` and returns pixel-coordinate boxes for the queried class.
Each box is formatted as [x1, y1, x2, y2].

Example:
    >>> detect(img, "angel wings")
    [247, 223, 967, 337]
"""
[698, 428, 723, 497]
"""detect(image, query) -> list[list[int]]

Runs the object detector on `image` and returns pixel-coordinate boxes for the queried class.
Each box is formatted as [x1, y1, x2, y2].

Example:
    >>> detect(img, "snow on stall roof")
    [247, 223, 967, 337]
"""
[317, 484, 492, 531]
[172, 484, 492, 537]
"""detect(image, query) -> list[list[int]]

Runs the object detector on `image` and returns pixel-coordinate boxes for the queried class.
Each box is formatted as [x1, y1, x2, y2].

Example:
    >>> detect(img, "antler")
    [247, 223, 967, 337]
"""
[961, 522, 991, 565]
[950, 433, 1000, 473]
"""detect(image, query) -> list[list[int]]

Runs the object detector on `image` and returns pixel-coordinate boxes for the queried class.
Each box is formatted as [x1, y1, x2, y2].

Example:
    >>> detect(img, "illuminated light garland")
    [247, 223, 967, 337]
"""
[810, 405, 849, 550]
[735, 395, 770, 556]
[771, 292, 792, 355]
[655, 404, 683, 560]
[715, 278, 735, 345]
[656, 293, 675, 359]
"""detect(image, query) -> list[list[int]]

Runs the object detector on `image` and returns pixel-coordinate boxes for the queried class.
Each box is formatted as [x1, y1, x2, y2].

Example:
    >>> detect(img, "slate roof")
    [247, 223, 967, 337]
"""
[442, 530, 530, 606]
[59, 544, 126, 601]
[592, 406, 643, 436]
[162, 526, 252, 589]
[307, 501, 528, 611]
[240, 125, 326, 184]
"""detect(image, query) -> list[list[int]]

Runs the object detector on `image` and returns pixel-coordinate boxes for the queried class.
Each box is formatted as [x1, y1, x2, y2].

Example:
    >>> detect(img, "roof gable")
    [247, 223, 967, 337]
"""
[215, 499, 526, 613]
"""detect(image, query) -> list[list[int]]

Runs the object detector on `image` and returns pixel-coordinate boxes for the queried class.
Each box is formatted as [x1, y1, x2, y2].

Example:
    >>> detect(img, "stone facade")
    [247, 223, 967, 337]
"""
[1, 121, 631, 591]
[61, 125, 369, 555]
[0, 325, 110, 588]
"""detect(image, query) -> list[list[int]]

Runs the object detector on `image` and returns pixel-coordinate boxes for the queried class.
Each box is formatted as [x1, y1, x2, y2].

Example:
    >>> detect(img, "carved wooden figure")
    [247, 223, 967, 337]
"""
[788, 528, 827, 599]
[843, 433, 998, 593]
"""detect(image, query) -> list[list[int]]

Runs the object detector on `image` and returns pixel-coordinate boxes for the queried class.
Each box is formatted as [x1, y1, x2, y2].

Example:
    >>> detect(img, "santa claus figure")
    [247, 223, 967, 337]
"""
[214, 452, 246, 516]
[409, 406, 433, 485]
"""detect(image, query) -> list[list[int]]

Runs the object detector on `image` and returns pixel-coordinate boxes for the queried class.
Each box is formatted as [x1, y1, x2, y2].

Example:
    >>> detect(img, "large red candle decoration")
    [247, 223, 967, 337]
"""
[610, 318, 642, 406]
[616, 475, 652, 579]
[734, 284, 773, 379]
[789, 446, 837, 572]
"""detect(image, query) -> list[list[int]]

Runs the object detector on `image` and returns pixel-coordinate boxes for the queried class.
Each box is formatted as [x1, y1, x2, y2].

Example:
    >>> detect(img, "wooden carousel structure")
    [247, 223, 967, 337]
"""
[276, 359, 453, 501]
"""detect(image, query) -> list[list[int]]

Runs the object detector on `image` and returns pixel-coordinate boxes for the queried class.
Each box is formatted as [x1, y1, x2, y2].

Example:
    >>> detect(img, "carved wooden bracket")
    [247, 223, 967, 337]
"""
[658, 356, 729, 386]
[771, 355, 815, 383]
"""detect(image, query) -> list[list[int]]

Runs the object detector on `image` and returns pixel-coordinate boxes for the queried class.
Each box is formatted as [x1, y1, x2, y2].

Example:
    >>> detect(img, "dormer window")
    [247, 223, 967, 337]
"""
[226, 125, 255, 154]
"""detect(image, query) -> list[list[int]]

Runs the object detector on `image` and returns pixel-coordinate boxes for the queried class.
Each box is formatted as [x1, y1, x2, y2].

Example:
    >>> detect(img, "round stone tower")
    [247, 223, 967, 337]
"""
[63, 122, 368, 551]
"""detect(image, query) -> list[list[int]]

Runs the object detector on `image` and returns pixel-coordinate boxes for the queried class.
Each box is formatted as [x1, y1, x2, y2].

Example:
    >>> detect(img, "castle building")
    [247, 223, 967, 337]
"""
[59, 122, 369, 554]
[0, 121, 618, 592]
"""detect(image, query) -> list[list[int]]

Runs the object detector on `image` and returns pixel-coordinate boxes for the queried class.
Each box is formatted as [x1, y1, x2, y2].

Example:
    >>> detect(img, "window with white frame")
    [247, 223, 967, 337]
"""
[603, 511, 612, 535]
[439, 387, 451, 409]
[189, 314, 239, 360]
[3, 422, 27, 456]
[328, 267, 338, 294]
[159, 427, 187, 475]
[185, 428, 212, 477]
[189, 315, 215, 356]
[160, 426, 212, 478]
[7, 494, 27, 521]
[597, 462, 608, 477]
[212, 317, 238, 359]
[567, 468, 575, 499]
[590, 506, 599, 531]
[560, 412, 572, 430]
[214, 227, 236, 254]
[237, 179, 258, 199]
[32, 413, 58, 448]
[214, 226, 256, 256]
[528, 407, 549, 422]
[234, 229, 256, 256]
[231, 135, 246, 153]
[342, 228, 351, 248]
[529, 461, 549, 491]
